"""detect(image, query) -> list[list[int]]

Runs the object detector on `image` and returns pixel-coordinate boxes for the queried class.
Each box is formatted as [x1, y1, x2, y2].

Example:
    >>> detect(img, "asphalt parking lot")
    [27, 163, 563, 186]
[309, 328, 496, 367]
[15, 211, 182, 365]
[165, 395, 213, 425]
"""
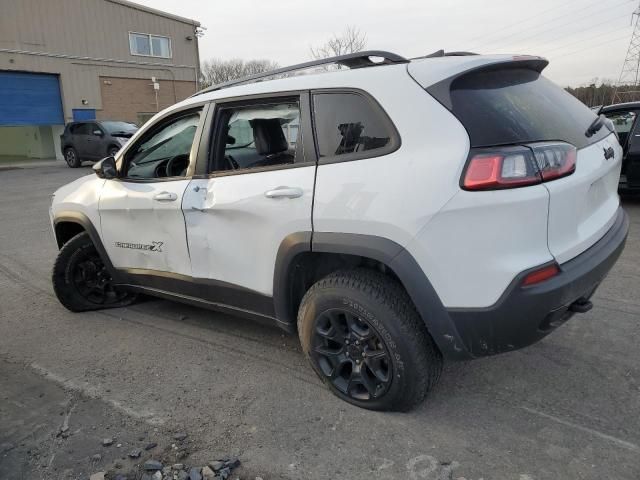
[1, 163, 639, 480]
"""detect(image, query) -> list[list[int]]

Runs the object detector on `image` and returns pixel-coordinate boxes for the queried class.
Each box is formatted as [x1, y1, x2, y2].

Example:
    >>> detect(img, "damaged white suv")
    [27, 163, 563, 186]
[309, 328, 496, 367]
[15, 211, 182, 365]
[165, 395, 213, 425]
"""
[50, 51, 628, 411]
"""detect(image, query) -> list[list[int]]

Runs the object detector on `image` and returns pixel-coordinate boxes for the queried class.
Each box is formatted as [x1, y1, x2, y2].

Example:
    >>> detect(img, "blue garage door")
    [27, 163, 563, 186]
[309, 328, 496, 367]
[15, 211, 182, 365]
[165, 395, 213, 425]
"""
[72, 109, 96, 121]
[0, 71, 64, 126]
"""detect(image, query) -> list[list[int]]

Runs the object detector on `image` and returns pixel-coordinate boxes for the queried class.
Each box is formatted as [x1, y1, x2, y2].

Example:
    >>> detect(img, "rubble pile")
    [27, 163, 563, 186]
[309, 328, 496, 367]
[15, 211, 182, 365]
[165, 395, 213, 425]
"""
[137, 455, 242, 480]
[87, 432, 253, 480]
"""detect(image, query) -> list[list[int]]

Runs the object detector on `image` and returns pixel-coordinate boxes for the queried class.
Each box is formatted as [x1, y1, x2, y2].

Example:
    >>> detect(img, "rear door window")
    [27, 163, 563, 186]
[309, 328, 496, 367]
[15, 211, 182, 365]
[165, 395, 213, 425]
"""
[210, 99, 302, 173]
[445, 68, 609, 149]
[312, 92, 398, 161]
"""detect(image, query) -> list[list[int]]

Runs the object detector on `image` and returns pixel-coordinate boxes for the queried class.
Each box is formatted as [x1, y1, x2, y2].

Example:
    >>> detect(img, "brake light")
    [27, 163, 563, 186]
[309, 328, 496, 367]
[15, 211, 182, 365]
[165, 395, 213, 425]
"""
[464, 152, 542, 190]
[533, 143, 576, 181]
[522, 263, 560, 286]
[462, 142, 577, 191]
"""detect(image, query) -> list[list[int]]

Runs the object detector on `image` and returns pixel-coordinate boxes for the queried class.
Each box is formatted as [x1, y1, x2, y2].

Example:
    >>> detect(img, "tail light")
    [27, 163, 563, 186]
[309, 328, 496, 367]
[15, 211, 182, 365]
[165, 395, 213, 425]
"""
[462, 142, 577, 191]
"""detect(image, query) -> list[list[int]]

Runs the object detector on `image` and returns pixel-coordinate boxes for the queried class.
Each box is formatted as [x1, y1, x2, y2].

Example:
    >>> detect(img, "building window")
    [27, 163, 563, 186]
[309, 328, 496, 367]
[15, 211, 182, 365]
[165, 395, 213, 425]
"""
[129, 33, 172, 58]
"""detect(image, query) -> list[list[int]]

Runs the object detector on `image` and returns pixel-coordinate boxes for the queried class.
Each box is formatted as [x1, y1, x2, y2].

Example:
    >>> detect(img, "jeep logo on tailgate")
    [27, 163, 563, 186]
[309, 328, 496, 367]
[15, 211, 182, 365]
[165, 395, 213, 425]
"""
[604, 145, 615, 160]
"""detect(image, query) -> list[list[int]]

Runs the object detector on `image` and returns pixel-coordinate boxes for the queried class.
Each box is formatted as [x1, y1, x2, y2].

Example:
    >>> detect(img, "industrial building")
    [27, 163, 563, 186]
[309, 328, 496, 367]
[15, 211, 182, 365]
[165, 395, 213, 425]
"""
[0, 0, 201, 161]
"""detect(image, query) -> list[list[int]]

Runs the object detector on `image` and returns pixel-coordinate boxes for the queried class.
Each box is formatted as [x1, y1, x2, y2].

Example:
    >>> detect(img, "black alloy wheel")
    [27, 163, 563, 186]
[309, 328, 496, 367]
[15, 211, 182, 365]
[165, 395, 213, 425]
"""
[298, 269, 443, 411]
[70, 251, 128, 305]
[311, 308, 392, 401]
[52, 232, 136, 311]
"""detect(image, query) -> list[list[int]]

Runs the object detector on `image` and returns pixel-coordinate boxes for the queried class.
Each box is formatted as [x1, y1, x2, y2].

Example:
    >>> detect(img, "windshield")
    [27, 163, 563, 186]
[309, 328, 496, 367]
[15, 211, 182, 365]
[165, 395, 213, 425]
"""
[102, 121, 138, 134]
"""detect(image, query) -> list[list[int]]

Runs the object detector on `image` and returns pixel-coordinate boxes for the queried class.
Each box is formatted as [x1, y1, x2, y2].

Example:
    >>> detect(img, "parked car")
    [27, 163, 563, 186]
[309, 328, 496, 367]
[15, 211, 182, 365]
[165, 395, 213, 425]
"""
[49, 51, 628, 411]
[60, 120, 138, 168]
[600, 102, 640, 193]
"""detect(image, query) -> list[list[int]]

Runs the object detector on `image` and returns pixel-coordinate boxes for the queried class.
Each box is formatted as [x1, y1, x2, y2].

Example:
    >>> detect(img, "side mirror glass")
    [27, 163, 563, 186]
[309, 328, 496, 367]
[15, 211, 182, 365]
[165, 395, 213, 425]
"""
[93, 156, 118, 179]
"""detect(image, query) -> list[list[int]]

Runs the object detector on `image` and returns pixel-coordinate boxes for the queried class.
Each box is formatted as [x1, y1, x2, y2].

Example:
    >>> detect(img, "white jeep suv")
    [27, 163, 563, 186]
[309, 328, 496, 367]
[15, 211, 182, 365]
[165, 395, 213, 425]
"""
[50, 51, 629, 411]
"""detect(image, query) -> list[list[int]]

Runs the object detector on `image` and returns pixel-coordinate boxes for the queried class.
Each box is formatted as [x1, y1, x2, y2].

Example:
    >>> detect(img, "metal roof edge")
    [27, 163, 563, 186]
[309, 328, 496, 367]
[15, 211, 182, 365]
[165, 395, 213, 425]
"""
[104, 0, 200, 26]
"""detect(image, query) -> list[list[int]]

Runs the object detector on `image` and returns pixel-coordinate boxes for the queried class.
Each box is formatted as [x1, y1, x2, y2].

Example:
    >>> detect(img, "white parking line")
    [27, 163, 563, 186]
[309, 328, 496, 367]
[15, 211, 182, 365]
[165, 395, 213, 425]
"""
[521, 406, 640, 452]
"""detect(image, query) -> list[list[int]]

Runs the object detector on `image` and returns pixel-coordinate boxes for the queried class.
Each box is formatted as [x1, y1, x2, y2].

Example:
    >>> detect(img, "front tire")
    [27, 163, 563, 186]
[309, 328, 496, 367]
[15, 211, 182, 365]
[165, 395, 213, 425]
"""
[297, 269, 442, 412]
[52, 232, 136, 312]
[107, 147, 120, 158]
[64, 147, 81, 168]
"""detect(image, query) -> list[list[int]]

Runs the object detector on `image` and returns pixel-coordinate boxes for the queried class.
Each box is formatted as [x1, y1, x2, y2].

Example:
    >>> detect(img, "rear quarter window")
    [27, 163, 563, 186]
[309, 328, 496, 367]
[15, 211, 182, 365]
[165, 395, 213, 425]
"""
[312, 92, 399, 162]
[444, 68, 609, 149]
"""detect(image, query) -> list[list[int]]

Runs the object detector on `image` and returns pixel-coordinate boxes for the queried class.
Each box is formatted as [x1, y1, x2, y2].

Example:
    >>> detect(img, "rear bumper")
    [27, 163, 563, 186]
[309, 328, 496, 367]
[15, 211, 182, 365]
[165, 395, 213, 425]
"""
[447, 206, 629, 358]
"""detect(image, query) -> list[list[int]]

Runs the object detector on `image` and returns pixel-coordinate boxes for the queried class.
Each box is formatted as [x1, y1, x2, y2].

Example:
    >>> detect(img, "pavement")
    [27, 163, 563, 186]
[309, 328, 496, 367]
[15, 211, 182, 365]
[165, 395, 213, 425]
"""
[0, 163, 639, 480]
[0, 156, 60, 169]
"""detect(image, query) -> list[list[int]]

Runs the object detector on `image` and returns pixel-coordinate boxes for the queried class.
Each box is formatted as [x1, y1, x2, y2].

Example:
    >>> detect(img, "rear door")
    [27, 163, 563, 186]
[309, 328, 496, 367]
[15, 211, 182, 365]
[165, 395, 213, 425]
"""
[420, 62, 622, 264]
[182, 93, 316, 301]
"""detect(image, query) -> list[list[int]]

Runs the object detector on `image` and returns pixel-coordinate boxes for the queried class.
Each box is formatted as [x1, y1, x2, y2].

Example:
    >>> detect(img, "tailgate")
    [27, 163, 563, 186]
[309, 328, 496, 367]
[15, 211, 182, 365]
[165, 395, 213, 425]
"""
[545, 134, 622, 263]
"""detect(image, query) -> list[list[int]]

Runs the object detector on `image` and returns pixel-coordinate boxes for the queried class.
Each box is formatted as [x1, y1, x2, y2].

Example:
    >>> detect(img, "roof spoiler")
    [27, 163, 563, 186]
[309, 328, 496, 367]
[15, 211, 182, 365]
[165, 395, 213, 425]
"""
[413, 50, 479, 59]
[426, 56, 549, 110]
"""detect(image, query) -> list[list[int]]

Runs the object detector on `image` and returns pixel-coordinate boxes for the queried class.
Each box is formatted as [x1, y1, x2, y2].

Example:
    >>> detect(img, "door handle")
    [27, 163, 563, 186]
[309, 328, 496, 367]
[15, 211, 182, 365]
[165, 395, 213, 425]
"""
[153, 191, 178, 202]
[264, 187, 303, 199]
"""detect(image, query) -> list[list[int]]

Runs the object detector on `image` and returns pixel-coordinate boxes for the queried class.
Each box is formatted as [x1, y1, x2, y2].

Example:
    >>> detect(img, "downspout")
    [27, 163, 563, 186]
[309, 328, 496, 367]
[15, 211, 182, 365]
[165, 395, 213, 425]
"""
[193, 22, 201, 91]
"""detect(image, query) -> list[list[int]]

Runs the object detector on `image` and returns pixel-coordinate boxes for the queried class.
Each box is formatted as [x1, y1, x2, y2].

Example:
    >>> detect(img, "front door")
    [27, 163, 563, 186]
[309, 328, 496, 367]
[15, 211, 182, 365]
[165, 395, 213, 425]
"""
[604, 109, 640, 187]
[72, 123, 93, 158]
[182, 93, 316, 307]
[623, 111, 640, 187]
[85, 122, 104, 159]
[99, 106, 206, 277]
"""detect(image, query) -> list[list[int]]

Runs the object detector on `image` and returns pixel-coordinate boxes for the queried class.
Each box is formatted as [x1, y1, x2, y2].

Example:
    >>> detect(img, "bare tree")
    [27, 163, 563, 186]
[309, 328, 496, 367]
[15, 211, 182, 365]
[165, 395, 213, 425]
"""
[310, 26, 367, 60]
[200, 58, 280, 88]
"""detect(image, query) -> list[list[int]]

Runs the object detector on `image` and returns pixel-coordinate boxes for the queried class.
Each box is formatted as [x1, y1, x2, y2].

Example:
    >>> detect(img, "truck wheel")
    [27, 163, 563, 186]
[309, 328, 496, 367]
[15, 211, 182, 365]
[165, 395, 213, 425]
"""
[64, 147, 81, 168]
[297, 269, 442, 411]
[52, 232, 136, 312]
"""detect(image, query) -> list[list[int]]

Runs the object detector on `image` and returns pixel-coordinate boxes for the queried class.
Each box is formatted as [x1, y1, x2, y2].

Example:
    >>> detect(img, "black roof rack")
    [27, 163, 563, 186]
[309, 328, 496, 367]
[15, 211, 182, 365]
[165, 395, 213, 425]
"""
[411, 50, 479, 60]
[192, 50, 408, 97]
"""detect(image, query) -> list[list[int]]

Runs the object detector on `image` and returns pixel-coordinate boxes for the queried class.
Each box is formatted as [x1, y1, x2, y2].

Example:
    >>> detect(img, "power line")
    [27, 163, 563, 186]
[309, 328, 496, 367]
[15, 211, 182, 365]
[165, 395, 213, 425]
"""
[474, 0, 633, 50]
[496, 12, 630, 55]
[535, 18, 630, 55]
[549, 32, 631, 60]
[463, 0, 586, 44]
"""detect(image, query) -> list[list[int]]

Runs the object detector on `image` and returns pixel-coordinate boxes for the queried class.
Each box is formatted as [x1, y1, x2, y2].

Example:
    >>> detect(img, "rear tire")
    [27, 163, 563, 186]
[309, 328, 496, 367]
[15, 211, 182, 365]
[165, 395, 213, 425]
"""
[107, 147, 119, 158]
[64, 147, 81, 168]
[297, 269, 442, 411]
[52, 232, 136, 312]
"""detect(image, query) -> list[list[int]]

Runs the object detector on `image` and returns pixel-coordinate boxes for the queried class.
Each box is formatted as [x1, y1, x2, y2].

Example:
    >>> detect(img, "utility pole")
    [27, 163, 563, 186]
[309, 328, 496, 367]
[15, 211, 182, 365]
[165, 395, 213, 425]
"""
[612, 1, 640, 104]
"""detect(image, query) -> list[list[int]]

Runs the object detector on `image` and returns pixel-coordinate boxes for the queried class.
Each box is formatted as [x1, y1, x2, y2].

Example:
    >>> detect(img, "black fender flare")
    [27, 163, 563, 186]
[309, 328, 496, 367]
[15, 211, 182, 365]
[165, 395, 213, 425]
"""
[53, 211, 121, 281]
[273, 232, 472, 360]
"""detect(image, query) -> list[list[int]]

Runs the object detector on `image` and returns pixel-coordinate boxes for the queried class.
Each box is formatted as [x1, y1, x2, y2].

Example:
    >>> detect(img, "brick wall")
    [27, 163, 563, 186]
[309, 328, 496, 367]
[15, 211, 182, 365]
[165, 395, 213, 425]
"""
[97, 76, 197, 124]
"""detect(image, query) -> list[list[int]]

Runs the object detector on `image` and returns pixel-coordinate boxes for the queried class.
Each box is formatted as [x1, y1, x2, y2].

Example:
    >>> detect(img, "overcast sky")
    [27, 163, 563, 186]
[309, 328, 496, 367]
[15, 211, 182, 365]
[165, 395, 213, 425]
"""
[134, 0, 638, 87]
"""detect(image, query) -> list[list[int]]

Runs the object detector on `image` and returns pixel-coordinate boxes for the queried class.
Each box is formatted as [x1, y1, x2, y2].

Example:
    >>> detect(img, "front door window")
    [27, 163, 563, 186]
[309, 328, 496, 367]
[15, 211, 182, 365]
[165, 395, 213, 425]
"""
[124, 110, 201, 179]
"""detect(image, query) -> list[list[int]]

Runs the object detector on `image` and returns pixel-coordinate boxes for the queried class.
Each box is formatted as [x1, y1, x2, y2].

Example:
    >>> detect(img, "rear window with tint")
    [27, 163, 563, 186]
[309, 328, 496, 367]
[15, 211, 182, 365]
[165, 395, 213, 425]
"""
[313, 93, 396, 160]
[448, 68, 609, 148]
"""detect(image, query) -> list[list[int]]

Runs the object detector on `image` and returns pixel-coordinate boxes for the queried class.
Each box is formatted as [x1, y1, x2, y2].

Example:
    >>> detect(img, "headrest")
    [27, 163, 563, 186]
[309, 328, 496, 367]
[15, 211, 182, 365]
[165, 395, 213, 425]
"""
[250, 118, 288, 155]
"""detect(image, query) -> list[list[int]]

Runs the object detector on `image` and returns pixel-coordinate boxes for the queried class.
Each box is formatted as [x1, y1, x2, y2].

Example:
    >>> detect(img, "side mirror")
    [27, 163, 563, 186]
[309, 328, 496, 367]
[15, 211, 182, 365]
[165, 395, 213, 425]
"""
[93, 129, 104, 136]
[93, 156, 118, 179]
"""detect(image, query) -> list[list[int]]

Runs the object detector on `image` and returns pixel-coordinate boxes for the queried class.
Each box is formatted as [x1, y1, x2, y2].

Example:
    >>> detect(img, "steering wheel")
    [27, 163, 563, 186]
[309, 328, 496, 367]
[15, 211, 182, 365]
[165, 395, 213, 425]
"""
[165, 154, 189, 177]
[225, 154, 239, 170]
